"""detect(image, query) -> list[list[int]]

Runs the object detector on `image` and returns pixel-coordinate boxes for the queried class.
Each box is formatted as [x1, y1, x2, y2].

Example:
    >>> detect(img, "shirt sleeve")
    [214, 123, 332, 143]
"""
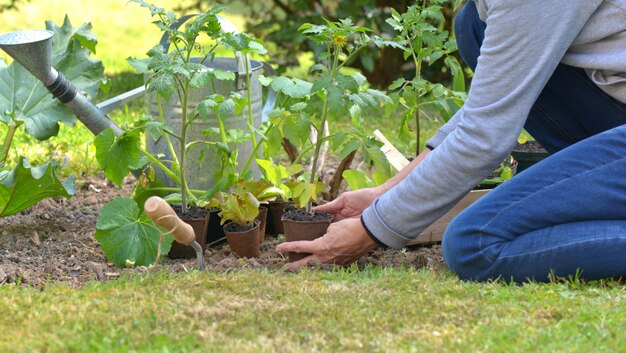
[362, 0, 602, 249]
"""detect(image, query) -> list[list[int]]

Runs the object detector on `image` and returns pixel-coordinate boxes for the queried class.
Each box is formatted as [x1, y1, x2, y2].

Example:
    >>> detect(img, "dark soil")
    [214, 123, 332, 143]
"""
[0, 176, 444, 288]
[223, 221, 257, 233]
[283, 208, 333, 222]
[171, 205, 208, 219]
[514, 140, 548, 153]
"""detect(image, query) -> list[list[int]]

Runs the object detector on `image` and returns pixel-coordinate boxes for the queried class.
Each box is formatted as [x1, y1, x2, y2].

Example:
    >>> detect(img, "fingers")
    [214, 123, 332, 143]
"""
[276, 239, 324, 254]
[312, 197, 343, 214]
[285, 255, 317, 271]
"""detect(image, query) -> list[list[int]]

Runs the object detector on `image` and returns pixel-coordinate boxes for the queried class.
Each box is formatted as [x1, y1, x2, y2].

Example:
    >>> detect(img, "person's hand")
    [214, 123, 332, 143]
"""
[276, 217, 377, 271]
[313, 188, 381, 221]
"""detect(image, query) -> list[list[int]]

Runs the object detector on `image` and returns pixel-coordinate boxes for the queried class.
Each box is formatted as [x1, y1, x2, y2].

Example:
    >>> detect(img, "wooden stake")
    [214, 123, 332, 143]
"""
[373, 129, 409, 172]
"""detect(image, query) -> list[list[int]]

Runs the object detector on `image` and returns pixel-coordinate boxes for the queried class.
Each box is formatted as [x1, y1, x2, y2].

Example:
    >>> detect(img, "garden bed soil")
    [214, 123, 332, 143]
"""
[0, 176, 445, 288]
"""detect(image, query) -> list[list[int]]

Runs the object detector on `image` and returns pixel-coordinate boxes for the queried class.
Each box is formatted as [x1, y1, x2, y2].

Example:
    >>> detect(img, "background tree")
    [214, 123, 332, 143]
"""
[0, 0, 29, 12]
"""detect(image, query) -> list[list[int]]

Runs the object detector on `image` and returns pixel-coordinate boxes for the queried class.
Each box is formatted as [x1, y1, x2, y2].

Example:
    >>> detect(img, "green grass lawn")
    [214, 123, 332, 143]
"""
[1, 267, 625, 353]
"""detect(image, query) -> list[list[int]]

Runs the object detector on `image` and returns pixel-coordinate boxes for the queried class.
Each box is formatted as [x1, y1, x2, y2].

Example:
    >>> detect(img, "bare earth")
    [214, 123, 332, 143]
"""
[0, 176, 444, 288]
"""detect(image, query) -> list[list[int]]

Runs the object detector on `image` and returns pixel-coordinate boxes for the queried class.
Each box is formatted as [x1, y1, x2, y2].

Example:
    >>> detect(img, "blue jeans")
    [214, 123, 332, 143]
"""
[442, 2, 626, 282]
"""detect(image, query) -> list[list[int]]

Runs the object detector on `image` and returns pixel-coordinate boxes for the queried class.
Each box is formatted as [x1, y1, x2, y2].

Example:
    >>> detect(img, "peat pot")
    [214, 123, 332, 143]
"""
[267, 200, 293, 235]
[281, 209, 332, 262]
[207, 208, 226, 247]
[256, 205, 269, 244]
[168, 206, 209, 259]
[224, 220, 261, 258]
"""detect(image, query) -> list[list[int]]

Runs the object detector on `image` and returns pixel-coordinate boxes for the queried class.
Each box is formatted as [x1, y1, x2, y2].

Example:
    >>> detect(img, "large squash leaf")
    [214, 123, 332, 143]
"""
[0, 16, 105, 140]
[94, 129, 143, 187]
[95, 197, 173, 268]
[0, 156, 75, 217]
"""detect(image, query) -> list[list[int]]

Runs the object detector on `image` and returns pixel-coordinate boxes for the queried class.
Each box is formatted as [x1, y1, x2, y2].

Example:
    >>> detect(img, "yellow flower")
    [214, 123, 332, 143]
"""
[333, 34, 347, 47]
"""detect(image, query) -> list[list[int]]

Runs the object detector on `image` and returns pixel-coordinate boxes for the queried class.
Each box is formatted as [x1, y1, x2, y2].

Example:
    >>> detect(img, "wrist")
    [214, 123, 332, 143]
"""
[372, 185, 388, 198]
[360, 215, 386, 249]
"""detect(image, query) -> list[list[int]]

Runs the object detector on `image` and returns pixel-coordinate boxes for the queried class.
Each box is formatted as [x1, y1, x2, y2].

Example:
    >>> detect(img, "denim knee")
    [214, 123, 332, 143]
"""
[442, 208, 493, 281]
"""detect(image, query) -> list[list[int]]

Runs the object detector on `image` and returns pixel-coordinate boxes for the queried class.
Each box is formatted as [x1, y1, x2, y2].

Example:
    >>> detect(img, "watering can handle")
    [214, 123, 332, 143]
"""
[158, 14, 277, 122]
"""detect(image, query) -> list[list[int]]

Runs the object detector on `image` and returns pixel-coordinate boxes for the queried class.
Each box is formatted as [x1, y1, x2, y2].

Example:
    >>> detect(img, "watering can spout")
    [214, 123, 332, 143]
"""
[0, 29, 124, 136]
[0, 30, 56, 85]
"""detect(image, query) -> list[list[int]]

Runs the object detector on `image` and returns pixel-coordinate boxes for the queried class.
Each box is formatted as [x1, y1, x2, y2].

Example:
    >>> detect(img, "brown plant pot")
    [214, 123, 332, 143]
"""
[224, 220, 261, 258]
[267, 200, 293, 235]
[167, 206, 209, 259]
[207, 208, 226, 247]
[281, 209, 332, 262]
[256, 205, 269, 244]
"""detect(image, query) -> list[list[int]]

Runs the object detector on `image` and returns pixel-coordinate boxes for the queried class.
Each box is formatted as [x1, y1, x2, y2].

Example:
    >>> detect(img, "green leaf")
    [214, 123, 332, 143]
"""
[218, 97, 242, 117]
[0, 16, 105, 140]
[342, 169, 374, 190]
[211, 191, 260, 226]
[311, 75, 333, 94]
[213, 70, 236, 81]
[94, 129, 142, 187]
[500, 166, 513, 181]
[131, 172, 169, 210]
[268, 76, 311, 99]
[128, 58, 150, 74]
[257, 186, 285, 200]
[257, 75, 273, 86]
[283, 115, 311, 146]
[95, 197, 172, 268]
[339, 138, 361, 161]
[335, 74, 359, 93]
[349, 105, 362, 120]
[256, 159, 289, 186]
[0, 157, 75, 217]
[72, 21, 98, 54]
[388, 78, 406, 91]
[149, 73, 176, 99]
[309, 64, 328, 74]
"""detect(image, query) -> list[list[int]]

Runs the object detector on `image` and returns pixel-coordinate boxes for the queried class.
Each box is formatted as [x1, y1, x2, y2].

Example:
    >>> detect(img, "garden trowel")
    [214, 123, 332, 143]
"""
[144, 196, 205, 270]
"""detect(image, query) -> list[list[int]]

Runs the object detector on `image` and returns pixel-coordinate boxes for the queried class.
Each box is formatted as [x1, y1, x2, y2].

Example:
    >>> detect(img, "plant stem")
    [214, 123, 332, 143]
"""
[0, 123, 19, 165]
[243, 54, 258, 152]
[138, 146, 181, 185]
[179, 81, 191, 213]
[241, 123, 275, 177]
[157, 96, 180, 166]
[336, 44, 367, 71]
[307, 98, 330, 213]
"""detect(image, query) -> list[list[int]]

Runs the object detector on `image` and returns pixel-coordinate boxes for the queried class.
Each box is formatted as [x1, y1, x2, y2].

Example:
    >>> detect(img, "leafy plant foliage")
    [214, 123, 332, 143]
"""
[0, 157, 75, 217]
[94, 198, 173, 268]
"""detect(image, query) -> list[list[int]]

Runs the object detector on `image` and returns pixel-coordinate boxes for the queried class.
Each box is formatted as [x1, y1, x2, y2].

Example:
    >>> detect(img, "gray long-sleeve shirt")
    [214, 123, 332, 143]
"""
[362, 0, 626, 249]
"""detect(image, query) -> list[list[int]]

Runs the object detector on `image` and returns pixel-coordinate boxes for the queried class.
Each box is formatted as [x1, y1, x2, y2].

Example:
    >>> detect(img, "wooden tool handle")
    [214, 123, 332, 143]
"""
[144, 196, 195, 245]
